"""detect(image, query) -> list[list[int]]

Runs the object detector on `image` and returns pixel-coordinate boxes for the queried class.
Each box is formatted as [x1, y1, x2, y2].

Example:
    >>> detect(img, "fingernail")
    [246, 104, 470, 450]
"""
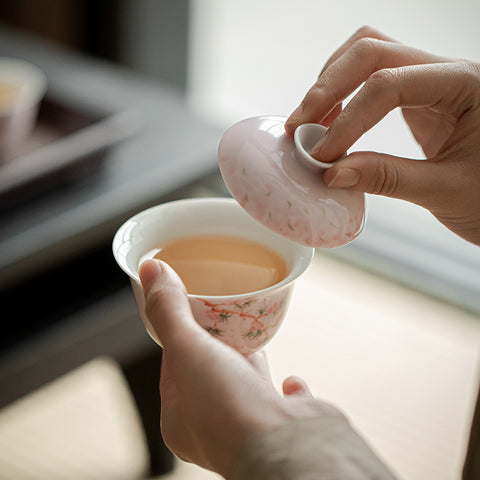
[327, 168, 360, 188]
[310, 136, 326, 157]
[139, 259, 164, 289]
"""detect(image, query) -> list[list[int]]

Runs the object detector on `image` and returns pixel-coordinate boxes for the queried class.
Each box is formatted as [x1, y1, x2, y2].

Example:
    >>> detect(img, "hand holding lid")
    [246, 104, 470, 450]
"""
[218, 116, 366, 248]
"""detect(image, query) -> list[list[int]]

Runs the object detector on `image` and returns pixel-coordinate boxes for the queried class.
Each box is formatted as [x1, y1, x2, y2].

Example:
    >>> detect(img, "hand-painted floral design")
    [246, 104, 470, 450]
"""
[188, 285, 293, 355]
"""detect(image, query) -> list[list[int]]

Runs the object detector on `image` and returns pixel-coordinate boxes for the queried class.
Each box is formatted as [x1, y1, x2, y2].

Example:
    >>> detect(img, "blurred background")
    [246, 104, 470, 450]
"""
[0, 1, 479, 479]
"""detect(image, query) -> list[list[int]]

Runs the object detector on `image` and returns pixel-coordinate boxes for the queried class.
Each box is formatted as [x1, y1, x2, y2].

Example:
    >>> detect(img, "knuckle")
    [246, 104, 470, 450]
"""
[307, 81, 339, 108]
[351, 37, 380, 58]
[368, 67, 398, 87]
[471, 61, 480, 81]
[446, 61, 480, 111]
[460, 61, 480, 87]
[305, 83, 323, 103]
[350, 38, 384, 73]
[458, 60, 480, 76]
[462, 62, 480, 104]
[355, 25, 378, 39]
[470, 62, 480, 104]
[366, 161, 400, 196]
[365, 68, 400, 104]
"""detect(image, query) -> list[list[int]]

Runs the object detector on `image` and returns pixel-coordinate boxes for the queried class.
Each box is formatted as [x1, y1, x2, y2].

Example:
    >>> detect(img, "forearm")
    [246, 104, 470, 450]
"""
[229, 415, 397, 480]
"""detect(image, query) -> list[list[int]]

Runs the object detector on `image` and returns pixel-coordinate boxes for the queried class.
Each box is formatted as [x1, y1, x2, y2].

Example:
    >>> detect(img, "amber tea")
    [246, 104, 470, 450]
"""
[152, 234, 288, 296]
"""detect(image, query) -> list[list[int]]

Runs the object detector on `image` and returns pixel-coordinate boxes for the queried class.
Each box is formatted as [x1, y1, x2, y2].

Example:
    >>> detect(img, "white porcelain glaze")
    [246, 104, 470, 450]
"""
[218, 116, 366, 248]
[294, 122, 337, 169]
[113, 198, 314, 355]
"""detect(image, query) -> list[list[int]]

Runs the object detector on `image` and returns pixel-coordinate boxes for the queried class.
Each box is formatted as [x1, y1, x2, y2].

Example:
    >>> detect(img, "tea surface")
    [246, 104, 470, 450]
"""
[153, 235, 287, 295]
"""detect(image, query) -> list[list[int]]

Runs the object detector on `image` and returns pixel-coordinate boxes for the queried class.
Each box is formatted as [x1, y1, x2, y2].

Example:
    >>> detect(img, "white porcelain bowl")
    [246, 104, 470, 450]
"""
[113, 198, 314, 355]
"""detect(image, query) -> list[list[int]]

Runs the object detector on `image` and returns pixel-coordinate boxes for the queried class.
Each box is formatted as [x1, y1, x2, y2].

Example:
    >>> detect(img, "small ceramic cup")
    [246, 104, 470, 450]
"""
[113, 198, 314, 355]
[0, 57, 47, 160]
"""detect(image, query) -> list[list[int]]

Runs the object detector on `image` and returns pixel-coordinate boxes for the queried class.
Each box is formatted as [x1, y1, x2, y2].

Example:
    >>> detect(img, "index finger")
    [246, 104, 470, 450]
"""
[314, 62, 469, 162]
[286, 26, 397, 134]
[319, 25, 398, 75]
[286, 33, 449, 137]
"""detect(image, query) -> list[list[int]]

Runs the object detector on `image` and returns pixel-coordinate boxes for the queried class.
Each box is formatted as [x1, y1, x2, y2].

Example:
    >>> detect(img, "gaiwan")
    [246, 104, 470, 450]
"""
[218, 116, 366, 248]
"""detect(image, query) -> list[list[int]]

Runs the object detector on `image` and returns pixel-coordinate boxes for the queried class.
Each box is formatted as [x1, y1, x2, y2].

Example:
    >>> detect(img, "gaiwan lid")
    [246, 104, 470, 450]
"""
[218, 116, 366, 248]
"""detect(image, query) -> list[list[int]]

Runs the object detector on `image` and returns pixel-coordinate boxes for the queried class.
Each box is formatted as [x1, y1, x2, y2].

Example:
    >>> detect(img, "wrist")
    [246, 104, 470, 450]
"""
[212, 404, 295, 477]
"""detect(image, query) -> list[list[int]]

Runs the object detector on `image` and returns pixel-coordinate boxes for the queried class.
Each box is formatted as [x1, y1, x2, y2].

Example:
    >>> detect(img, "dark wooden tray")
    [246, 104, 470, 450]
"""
[0, 94, 142, 208]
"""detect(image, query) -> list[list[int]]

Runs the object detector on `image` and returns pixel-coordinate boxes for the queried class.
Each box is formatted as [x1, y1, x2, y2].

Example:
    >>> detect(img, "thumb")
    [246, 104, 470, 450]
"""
[323, 151, 446, 207]
[283, 376, 314, 398]
[139, 259, 205, 348]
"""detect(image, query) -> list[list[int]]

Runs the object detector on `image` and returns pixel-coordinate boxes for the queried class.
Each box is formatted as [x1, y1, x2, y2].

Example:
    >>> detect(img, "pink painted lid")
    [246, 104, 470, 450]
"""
[218, 116, 366, 248]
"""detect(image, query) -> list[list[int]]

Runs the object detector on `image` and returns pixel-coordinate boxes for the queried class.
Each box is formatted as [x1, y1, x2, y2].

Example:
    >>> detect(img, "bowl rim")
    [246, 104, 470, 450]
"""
[112, 197, 315, 300]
